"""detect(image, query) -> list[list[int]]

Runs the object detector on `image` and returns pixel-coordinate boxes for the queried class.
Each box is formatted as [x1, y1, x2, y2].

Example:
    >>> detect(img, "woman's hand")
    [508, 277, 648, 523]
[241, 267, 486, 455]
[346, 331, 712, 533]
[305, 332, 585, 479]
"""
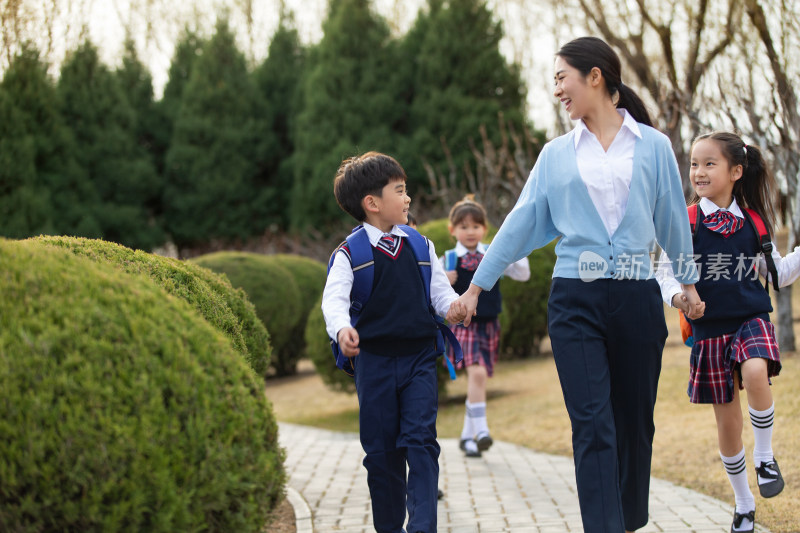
[455, 284, 482, 326]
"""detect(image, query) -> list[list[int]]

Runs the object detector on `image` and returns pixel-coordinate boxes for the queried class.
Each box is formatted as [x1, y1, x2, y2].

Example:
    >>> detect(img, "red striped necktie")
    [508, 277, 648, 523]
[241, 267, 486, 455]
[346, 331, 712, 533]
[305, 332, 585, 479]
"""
[702, 210, 744, 237]
[460, 251, 483, 271]
[378, 233, 400, 255]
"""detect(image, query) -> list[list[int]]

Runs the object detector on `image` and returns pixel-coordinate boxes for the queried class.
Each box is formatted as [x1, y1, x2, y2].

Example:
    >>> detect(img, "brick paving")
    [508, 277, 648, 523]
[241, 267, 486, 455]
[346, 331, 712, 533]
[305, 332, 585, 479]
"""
[279, 422, 771, 532]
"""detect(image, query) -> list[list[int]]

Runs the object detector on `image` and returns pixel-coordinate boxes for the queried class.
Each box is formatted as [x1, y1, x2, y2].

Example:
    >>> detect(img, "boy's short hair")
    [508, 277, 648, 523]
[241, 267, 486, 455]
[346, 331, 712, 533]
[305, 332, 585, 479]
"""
[334, 152, 407, 221]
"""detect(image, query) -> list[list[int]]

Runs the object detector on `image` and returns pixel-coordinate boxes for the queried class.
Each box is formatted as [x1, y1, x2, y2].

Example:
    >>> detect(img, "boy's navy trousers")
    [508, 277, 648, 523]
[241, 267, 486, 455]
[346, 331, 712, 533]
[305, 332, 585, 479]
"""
[548, 278, 667, 533]
[353, 344, 439, 533]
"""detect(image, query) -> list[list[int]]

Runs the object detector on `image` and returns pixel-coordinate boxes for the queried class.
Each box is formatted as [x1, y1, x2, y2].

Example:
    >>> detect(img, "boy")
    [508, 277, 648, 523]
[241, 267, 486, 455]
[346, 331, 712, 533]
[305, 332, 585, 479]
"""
[322, 152, 466, 533]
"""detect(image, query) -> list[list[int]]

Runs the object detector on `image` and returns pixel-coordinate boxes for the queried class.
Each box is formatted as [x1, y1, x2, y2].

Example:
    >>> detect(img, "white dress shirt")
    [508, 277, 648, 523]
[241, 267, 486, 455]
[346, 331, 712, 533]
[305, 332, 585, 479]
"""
[574, 109, 641, 237]
[439, 241, 531, 282]
[656, 197, 800, 305]
[321, 222, 458, 341]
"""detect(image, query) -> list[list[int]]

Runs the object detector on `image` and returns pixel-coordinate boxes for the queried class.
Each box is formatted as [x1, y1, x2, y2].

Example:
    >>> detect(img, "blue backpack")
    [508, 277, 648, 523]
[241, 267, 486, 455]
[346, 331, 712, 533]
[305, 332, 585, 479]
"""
[327, 225, 463, 379]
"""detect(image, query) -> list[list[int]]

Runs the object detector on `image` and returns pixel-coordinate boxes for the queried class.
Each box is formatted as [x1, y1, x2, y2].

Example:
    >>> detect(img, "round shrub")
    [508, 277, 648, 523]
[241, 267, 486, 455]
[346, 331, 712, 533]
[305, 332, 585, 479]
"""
[269, 254, 326, 367]
[30, 235, 271, 376]
[192, 251, 302, 376]
[0, 238, 284, 532]
[417, 218, 454, 256]
[305, 293, 355, 393]
[499, 241, 557, 357]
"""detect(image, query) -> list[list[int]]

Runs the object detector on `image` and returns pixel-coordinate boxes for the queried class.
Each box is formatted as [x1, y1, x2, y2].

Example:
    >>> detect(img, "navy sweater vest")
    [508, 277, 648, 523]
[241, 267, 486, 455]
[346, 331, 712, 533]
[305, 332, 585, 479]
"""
[689, 221, 773, 341]
[452, 257, 502, 320]
[356, 240, 439, 356]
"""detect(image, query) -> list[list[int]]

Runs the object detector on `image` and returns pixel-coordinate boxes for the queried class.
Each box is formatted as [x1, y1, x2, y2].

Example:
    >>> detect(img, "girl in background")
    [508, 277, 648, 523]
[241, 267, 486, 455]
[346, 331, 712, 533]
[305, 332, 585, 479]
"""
[441, 196, 529, 458]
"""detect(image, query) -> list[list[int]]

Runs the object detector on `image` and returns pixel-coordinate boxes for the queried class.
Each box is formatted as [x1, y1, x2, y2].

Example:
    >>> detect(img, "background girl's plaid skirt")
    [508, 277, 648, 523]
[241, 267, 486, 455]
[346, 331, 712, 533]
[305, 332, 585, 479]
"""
[446, 318, 500, 376]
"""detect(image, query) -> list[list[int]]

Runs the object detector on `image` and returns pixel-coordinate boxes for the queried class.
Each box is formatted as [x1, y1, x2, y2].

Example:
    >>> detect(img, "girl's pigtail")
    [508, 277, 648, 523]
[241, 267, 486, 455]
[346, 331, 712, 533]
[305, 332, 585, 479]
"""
[737, 142, 777, 236]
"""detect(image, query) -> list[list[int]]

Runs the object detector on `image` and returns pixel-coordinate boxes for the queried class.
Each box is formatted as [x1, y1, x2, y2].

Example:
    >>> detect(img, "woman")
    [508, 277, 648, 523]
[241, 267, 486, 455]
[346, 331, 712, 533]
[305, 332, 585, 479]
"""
[454, 36, 704, 533]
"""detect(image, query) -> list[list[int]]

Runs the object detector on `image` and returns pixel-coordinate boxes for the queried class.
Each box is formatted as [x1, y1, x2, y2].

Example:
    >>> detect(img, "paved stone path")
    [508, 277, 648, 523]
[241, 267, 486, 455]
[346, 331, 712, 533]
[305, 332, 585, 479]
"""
[279, 422, 771, 532]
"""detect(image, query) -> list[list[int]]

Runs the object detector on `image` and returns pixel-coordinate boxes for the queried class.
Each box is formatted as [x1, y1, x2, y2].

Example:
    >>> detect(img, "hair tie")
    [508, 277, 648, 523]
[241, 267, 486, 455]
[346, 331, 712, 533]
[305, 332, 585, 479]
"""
[743, 144, 748, 154]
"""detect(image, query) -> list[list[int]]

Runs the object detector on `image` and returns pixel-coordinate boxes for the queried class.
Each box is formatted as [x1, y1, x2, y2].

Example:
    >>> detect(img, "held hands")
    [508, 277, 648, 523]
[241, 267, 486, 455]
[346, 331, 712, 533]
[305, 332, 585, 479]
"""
[446, 300, 468, 324]
[674, 284, 705, 320]
[454, 284, 482, 327]
[337, 327, 360, 357]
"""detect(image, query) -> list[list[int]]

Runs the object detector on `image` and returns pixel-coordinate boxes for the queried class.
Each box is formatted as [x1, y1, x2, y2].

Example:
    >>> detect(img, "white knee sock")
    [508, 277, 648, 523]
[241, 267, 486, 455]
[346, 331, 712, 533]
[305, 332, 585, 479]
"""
[750, 403, 775, 468]
[721, 447, 755, 530]
[460, 401, 474, 441]
[467, 401, 489, 436]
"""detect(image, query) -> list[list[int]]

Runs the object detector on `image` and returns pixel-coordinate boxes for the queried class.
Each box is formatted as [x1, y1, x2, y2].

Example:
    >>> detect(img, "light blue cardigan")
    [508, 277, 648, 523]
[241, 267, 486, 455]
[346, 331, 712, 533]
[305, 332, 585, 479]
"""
[473, 124, 699, 289]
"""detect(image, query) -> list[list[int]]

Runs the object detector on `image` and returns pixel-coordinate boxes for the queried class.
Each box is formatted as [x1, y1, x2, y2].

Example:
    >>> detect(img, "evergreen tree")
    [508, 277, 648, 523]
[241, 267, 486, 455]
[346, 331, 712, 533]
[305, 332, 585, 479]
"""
[58, 40, 163, 250]
[253, 16, 306, 229]
[291, 0, 407, 229]
[163, 19, 274, 250]
[399, 0, 528, 192]
[0, 46, 98, 239]
[0, 88, 45, 238]
[116, 39, 165, 229]
[156, 30, 205, 175]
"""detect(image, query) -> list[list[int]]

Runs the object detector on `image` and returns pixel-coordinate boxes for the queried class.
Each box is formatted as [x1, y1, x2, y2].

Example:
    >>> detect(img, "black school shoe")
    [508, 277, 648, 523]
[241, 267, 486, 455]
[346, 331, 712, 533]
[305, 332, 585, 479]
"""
[475, 431, 493, 452]
[731, 509, 755, 533]
[755, 458, 785, 498]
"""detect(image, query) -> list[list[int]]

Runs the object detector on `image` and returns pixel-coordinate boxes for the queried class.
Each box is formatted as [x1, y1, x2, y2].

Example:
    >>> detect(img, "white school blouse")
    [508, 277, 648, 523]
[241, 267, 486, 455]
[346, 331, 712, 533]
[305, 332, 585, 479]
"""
[574, 109, 640, 237]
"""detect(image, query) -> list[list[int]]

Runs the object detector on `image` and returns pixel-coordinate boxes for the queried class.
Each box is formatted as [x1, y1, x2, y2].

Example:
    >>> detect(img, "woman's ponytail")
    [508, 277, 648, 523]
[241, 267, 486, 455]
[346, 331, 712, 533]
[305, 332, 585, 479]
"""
[616, 83, 653, 127]
[557, 37, 653, 126]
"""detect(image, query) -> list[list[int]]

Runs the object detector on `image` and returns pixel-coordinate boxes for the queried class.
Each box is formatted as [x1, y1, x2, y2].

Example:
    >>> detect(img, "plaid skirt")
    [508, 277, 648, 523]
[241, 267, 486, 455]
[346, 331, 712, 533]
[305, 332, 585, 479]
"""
[445, 318, 500, 377]
[688, 317, 782, 404]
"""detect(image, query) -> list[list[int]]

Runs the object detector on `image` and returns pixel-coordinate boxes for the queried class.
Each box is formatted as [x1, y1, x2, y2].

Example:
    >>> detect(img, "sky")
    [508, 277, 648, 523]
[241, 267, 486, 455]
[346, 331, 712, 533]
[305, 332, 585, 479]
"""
[70, 0, 561, 129]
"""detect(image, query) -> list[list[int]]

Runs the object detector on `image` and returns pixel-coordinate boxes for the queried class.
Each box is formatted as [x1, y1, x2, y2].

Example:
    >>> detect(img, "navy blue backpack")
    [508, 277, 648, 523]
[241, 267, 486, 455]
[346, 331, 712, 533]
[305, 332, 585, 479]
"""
[327, 224, 463, 379]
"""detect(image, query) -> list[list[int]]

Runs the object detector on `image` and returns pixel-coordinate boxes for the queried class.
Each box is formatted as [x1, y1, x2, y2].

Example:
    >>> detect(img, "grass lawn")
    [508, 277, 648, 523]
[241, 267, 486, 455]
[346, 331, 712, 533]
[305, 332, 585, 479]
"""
[267, 304, 799, 532]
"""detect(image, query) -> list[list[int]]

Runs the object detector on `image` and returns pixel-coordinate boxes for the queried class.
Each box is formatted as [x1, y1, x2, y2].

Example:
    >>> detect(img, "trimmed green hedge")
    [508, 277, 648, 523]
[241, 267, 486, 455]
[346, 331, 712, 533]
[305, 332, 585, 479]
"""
[305, 293, 354, 393]
[0, 238, 284, 532]
[30, 236, 271, 376]
[192, 252, 302, 376]
[270, 254, 327, 370]
[499, 241, 556, 357]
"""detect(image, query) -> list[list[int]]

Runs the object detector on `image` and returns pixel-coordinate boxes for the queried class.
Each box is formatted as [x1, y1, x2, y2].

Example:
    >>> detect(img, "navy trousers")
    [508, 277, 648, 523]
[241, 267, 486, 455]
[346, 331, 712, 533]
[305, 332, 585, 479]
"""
[354, 345, 440, 533]
[548, 278, 667, 533]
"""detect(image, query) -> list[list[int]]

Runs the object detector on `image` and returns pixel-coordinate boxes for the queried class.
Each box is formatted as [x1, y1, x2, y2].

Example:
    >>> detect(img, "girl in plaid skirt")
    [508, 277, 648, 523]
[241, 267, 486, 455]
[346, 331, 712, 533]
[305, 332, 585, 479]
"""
[440, 196, 530, 458]
[657, 132, 800, 533]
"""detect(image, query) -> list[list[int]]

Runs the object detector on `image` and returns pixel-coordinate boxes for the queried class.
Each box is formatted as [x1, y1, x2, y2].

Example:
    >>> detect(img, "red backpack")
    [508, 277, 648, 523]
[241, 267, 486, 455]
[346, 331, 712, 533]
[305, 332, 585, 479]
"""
[679, 204, 778, 346]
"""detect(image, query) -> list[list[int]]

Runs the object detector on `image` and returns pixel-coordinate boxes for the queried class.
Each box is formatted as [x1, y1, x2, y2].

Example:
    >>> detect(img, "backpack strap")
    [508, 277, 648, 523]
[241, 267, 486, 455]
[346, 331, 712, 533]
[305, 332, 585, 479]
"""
[742, 208, 779, 293]
[687, 204, 701, 239]
[444, 248, 458, 271]
[325, 225, 373, 377]
[345, 226, 375, 320]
